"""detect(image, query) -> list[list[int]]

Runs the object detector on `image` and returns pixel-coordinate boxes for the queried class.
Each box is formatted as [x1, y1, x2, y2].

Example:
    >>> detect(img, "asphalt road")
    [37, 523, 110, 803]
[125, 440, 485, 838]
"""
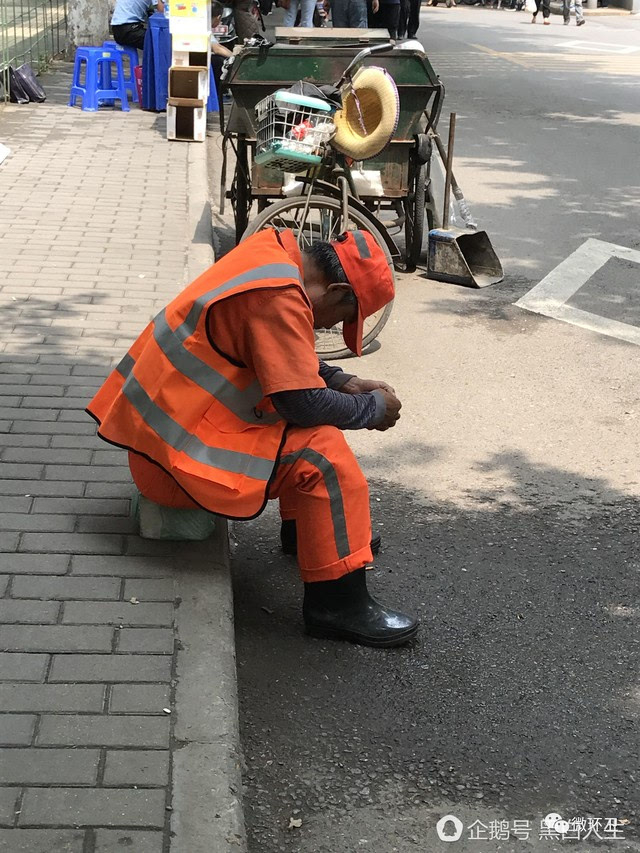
[231, 8, 640, 852]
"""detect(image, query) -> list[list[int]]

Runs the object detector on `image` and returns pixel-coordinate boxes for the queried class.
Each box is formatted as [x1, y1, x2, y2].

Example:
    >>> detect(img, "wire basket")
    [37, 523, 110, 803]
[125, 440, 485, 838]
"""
[254, 91, 335, 173]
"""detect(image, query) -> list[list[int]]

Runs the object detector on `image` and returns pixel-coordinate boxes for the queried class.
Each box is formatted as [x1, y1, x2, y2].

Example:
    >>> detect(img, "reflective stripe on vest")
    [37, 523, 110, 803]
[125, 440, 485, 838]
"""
[280, 449, 351, 559]
[146, 262, 300, 427]
[116, 355, 275, 482]
[88, 231, 309, 517]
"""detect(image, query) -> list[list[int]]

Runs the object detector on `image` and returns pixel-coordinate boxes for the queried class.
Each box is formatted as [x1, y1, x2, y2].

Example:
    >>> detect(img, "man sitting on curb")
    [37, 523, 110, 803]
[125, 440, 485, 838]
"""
[87, 228, 418, 648]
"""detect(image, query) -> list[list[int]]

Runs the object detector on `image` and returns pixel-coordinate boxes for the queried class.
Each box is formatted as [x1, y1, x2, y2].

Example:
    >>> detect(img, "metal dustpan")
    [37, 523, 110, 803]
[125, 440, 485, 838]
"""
[428, 114, 503, 288]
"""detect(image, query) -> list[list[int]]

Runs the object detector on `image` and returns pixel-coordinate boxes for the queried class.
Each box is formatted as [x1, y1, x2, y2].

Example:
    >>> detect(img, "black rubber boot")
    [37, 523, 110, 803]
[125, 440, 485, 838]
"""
[281, 519, 381, 557]
[303, 568, 418, 648]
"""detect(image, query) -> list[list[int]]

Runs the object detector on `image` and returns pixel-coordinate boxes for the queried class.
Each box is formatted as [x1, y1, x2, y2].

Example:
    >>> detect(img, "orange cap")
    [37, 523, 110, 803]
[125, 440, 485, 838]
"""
[331, 231, 395, 356]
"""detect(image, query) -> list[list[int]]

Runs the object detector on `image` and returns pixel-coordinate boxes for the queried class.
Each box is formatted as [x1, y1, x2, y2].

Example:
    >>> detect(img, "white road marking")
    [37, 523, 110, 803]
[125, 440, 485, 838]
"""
[515, 239, 640, 346]
[558, 40, 640, 54]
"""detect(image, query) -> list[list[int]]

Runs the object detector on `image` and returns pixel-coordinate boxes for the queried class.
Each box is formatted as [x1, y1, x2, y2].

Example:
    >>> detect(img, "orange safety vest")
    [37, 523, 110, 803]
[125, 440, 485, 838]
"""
[86, 229, 309, 519]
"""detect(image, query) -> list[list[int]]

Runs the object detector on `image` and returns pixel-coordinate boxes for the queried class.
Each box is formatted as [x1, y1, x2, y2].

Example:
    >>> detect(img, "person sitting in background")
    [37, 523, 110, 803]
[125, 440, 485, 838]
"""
[368, 0, 400, 39]
[210, 0, 233, 103]
[111, 0, 164, 51]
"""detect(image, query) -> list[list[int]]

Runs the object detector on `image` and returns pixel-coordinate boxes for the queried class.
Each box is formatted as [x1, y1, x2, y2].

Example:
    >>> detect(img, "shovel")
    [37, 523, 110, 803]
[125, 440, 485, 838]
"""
[427, 113, 504, 288]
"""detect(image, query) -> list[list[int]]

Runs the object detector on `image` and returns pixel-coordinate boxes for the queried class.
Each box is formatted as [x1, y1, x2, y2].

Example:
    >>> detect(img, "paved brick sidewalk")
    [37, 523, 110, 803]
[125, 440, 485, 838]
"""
[0, 63, 243, 852]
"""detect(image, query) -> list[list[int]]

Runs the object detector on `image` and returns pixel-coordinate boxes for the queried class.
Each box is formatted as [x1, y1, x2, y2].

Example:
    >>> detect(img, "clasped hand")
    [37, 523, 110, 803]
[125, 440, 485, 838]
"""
[342, 377, 402, 431]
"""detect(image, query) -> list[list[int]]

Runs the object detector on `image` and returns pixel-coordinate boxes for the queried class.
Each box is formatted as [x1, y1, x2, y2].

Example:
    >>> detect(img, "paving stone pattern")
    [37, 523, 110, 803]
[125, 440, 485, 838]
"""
[0, 63, 198, 852]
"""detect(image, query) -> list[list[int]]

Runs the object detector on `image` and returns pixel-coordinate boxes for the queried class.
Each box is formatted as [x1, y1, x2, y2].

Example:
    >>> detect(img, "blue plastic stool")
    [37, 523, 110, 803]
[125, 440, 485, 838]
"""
[68, 46, 130, 112]
[102, 40, 140, 103]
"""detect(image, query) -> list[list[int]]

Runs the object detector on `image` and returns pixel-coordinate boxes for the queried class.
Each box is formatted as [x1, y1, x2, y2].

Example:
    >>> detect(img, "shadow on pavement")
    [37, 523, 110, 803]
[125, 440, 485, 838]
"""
[233, 447, 640, 852]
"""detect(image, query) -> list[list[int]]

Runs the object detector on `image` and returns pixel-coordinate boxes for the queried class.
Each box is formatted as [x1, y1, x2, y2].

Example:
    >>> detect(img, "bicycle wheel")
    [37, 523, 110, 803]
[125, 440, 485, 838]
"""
[404, 163, 426, 271]
[230, 138, 252, 244]
[242, 195, 394, 360]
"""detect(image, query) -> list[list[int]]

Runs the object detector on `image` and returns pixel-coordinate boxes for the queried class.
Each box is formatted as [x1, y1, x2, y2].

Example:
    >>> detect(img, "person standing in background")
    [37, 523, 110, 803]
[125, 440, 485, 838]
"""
[281, 0, 317, 27]
[563, 0, 585, 25]
[280, 0, 316, 27]
[399, 0, 420, 39]
[531, 0, 550, 24]
[210, 1, 233, 103]
[396, 0, 410, 38]
[111, 0, 164, 50]
[329, 0, 368, 27]
[368, 0, 400, 39]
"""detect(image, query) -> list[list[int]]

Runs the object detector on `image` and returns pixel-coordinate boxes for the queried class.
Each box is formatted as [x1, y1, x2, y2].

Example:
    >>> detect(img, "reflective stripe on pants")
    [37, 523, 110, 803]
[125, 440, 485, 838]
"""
[271, 425, 373, 582]
[129, 425, 373, 583]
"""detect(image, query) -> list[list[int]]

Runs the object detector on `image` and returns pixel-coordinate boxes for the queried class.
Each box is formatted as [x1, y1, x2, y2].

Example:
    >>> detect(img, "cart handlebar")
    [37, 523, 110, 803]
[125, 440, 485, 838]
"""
[335, 42, 395, 89]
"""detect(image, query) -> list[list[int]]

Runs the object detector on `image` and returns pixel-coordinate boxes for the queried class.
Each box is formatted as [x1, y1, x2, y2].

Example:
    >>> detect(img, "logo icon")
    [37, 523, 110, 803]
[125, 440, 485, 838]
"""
[436, 815, 464, 842]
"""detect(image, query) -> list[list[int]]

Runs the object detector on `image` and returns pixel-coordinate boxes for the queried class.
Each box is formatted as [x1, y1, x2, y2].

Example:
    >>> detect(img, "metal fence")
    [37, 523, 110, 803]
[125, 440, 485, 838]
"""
[0, 0, 68, 99]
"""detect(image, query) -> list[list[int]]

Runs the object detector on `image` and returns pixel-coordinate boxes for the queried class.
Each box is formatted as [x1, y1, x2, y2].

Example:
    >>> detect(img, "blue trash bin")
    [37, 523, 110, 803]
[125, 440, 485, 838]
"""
[142, 13, 171, 111]
[143, 13, 219, 113]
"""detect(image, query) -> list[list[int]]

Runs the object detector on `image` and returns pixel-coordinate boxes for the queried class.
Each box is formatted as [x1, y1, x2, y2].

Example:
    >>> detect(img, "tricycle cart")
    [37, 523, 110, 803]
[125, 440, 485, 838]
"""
[220, 29, 444, 273]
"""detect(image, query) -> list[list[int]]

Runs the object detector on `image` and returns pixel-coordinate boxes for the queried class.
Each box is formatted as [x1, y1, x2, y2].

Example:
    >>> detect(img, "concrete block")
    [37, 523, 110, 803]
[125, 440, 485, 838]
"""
[0, 684, 105, 713]
[103, 749, 170, 786]
[0, 462, 44, 479]
[0, 625, 114, 653]
[0, 435, 50, 448]
[62, 601, 173, 627]
[11, 576, 121, 600]
[0, 829, 85, 852]
[45, 465, 130, 482]
[0, 653, 48, 681]
[0, 533, 18, 552]
[50, 653, 171, 683]
[19, 533, 125, 555]
[0, 600, 60, 624]
[117, 628, 174, 654]
[77, 515, 137, 535]
[71, 556, 174, 577]
[0, 748, 99, 784]
[0, 788, 20, 825]
[2, 448, 92, 464]
[0, 555, 69, 575]
[0, 514, 75, 532]
[0, 714, 37, 745]
[94, 830, 164, 852]
[49, 435, 105, 449]
[33, 498, 130, 516]
[85, 483, 136, 498]
[123, 579, 175, 602]
[109, 684, 171, 714]
[19, 787, 166, 827]
[0, 479, 85, 496]
[17, 421, 95, 435]
[37, 714, 170, 748]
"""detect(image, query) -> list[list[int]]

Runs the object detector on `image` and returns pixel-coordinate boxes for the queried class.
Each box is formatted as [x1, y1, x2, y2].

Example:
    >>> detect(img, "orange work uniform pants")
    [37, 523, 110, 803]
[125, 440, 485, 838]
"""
[128, 425, 373, 582]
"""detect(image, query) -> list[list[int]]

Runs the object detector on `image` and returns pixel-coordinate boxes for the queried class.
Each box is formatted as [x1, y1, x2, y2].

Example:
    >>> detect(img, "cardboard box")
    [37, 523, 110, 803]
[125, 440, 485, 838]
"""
[167, 104, 207, 142]
[169, 66, 208, 100]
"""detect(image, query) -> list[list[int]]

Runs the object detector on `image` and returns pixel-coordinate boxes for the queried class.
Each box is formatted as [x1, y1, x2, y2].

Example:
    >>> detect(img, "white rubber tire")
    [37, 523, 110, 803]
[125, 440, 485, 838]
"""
[332, 66, 400, 162]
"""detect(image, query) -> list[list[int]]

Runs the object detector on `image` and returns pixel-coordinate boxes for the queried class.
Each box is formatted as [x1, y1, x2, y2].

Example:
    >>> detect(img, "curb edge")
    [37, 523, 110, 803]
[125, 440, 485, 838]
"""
[170, 139, 247, 853]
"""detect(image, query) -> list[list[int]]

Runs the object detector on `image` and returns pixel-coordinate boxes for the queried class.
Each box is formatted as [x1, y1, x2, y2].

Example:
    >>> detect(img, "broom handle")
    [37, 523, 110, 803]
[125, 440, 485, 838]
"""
[442, 112, 456, 230]
[430, 128, 477, 230]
